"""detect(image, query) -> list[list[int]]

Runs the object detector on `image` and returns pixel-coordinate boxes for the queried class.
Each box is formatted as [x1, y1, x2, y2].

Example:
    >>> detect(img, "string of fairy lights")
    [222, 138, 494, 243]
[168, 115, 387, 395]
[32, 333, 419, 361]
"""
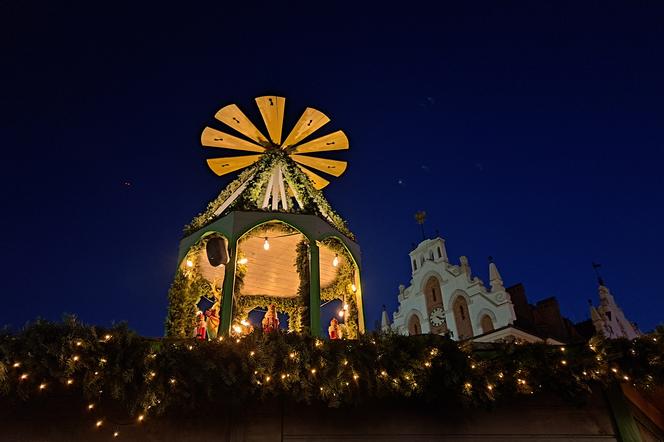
[2, 321, 662, 438]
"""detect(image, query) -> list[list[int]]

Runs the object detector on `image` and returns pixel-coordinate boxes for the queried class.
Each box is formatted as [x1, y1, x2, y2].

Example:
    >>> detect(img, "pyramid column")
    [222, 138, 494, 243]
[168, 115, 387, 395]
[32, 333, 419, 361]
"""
[219, 237, 237, 336]
[309, 241, 321, 336]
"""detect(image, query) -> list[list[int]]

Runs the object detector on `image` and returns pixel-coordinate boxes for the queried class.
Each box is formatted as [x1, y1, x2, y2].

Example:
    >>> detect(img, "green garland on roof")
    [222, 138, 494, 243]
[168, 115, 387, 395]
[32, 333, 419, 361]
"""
[2, 319, 664, 418]
[183, 152, 354, 239]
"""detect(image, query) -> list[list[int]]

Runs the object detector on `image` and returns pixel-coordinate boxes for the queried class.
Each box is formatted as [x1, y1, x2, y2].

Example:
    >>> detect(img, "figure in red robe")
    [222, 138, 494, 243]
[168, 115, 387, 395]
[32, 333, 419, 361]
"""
[195, 311, 207, 340]
[262, 304, 280, 333]
[328, 318, 343, 340]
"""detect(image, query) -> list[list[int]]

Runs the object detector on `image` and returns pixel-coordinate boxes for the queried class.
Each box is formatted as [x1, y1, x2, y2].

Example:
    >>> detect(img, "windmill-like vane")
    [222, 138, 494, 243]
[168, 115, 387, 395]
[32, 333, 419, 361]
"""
[201, 96, 348, 190]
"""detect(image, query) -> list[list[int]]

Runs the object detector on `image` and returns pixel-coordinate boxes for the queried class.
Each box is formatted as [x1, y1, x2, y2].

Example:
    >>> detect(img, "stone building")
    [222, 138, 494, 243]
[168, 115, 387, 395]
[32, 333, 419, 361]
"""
[385, 236, 639, 344]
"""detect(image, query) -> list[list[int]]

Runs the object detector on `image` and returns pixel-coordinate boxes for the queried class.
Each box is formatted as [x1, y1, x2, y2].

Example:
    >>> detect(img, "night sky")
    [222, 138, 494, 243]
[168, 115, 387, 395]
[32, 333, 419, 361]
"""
[2, 1, 663, 336]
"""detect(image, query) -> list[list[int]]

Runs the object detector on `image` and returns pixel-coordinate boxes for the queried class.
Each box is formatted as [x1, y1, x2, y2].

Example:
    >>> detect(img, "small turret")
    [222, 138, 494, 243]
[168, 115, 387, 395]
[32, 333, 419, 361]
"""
[381, 305, 391, 332]
[488, 256, 504, 292]
[460, 256, 472, 282]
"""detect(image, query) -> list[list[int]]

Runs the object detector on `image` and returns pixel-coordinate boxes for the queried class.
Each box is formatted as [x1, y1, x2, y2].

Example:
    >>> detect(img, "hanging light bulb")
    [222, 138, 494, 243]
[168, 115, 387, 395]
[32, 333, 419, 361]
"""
[338, 310, 344, 318]
[238, 257, 248, 265]
[263, 237, 270, 251]
[186, 259, 193, 268]
[333, 254, 339, 267]
[351, 284, 357, 292]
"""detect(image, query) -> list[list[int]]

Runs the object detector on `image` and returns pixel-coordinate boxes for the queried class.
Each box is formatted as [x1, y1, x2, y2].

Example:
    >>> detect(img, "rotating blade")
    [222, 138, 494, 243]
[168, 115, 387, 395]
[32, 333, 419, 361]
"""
[282, 107, 330, 148]
[201, 127, 265, 153]
[255, 96, 285, 145]
[290, 154, 347, 177]
[206, 155, 262, 176]
[291, 130, 349, 154]
[214, 104, 269, 145]
[297, 165, 330, 190]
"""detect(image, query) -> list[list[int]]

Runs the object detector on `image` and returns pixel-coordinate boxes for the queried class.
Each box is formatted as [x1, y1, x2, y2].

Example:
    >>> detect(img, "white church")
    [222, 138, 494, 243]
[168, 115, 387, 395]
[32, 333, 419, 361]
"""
[383, 236, 639, 344]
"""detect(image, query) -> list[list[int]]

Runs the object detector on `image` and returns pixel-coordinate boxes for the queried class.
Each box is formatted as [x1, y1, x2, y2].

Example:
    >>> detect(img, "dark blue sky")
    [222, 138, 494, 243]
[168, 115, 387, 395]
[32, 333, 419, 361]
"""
[1, 1, 663, 335]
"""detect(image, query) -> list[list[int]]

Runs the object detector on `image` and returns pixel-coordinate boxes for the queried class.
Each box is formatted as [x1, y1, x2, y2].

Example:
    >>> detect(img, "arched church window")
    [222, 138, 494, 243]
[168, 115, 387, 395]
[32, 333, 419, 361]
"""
[480, 315, 494, 334]
[452, 296, 473, 340]
[437, 247, 442, 258]
[432, 288, 437, 302]
[408, 315, 421, 335]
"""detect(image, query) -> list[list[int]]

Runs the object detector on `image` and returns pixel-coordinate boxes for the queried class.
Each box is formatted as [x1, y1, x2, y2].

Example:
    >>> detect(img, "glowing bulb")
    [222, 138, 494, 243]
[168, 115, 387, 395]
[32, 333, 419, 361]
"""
[351, 284, 357, 292]
[186, 259, 193, 268]
[233, 325, 242, 334]
[39, 383, 46, 390]
[88, 403, 95, 410]
[338, 310, 344, 318]
[96, 420, 103, 428]
[104, 334, 112, 341]
[311, 369, 316, 374]
[343, 303, 349, 311]
[137, 415, 144, 422]
[13, 362, 20, 368]
[113, 431, 119, 437]
[289, 352, 296, 359]
[333, 254, 339, 267]
[353, 374, 359, 380]
[66, 379, 73, 385]
[240, 319, 249, 326]
[75, 341, 82, 346]
[263, 238, 270, 250]
[238, 257, 248, 265]
[73, 355, 80, 361]
[20, 373, 28, 380]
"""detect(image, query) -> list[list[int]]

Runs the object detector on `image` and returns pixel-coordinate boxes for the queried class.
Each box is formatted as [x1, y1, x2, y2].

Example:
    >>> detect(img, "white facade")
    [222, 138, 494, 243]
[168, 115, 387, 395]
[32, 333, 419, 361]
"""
[389, 237, 516, 340]
[590, 282, 640, 340]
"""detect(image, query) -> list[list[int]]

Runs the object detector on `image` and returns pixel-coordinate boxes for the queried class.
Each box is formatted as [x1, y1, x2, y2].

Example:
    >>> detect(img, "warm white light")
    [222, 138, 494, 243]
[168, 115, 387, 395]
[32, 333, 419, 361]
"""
[73, 355, 80, 361]
[96, 420, 103, 428]
[137, 415, 144, 422]
[20, 373, 28, 380]
[66, 379, 74, 385]
[338, 310, 344, 318]
[351, 284, 357, 292]
[39, 383, 46, 390]
[113, 431, 119, 437]
[13, 362, 20, 368]
[104, 334, 112, 341]
[263, 238, 270, 250]
[186, 259, 193, 268]
[88, 403, 95, 410]
[343, 303, 349, 311]
[238, 257, 248, 265]
[240, 319, 249, 326]
[332, 254, 339, 267]
[233, 325, 242, 334]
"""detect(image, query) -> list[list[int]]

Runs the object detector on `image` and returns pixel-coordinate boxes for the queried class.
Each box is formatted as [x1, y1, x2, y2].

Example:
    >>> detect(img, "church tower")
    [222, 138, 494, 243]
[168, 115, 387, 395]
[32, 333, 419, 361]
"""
[589, 280, 640, 340]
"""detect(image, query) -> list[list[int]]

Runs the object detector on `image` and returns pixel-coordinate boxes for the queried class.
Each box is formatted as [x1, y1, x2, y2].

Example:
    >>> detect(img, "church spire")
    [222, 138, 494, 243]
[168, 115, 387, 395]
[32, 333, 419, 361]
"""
[488, 256, 504, 292]
[381, 305, 391, 332]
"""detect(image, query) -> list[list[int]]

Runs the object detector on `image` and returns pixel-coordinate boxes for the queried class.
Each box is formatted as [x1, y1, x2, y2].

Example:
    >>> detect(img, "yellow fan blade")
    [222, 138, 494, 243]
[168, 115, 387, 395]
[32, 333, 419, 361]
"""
[206, 155, 262, 177]
[214, 104, 269, 145]
[255, 96, 285, 145]
[290, 154, 347, 177]
[291, 130, 349, 154]
[297, 165, 330, 190]
[201, 127, 266, 153]
[282, 107, 330, 148]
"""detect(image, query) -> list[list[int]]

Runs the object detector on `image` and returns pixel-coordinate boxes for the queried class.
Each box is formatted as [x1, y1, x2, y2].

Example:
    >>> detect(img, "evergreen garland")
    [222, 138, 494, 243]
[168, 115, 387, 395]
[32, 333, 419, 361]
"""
[182, 152, 354, 239]
[2, 319, 664, 418]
